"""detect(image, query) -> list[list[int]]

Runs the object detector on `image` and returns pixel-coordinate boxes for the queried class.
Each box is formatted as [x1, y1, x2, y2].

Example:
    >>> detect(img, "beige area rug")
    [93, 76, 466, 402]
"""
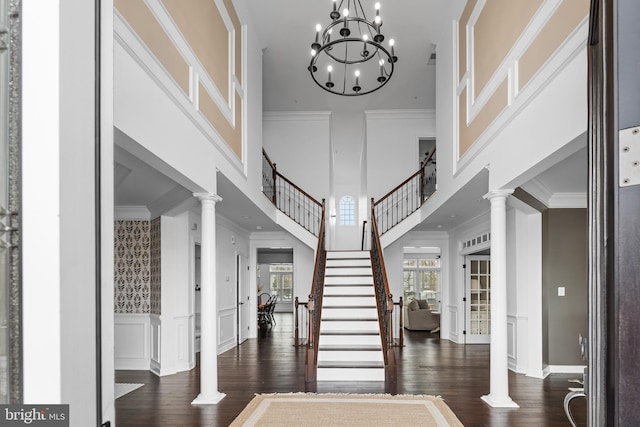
[230, 393, 464, 427]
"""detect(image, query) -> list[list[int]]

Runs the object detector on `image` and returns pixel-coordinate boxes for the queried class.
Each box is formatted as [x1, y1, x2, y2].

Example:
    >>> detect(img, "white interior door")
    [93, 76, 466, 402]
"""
[465, 256, 491, 344]
[237, 253, 249, 344]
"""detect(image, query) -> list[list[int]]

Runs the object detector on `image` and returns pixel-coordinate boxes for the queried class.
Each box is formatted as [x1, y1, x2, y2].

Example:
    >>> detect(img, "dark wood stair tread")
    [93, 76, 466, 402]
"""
[319, 345, 381, 351]
[317, 361, 384, 369]
[320, 330, 380, 335]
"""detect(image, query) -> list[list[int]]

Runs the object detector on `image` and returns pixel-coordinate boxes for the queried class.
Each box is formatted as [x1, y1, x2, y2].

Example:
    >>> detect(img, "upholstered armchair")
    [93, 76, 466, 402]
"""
[403, 298, 440, 331]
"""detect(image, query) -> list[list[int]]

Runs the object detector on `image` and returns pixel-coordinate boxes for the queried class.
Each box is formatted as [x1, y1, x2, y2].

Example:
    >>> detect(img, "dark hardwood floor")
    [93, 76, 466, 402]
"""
[115, 313, 586, 426]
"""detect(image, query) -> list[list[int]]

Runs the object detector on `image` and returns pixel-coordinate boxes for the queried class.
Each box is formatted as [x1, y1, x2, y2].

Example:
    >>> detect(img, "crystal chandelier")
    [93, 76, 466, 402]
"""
[308, 0, 398, 96]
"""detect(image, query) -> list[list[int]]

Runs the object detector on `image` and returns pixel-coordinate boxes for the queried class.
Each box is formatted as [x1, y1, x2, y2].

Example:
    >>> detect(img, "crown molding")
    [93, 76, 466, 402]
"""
[263, 111, 331, 121]
[520, 178, 553, 207]
[548, 192, 587, 208]
[364, 109, 436, 121]
[115, 206, 151, 220]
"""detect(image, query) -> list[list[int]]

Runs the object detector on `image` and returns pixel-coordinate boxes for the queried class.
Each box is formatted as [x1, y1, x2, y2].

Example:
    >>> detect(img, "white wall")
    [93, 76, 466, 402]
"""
[23, 1, 115, 425]
[506, 200, 544, 377]
[366, 110, 436, 200]
[216, 216, 250, 354]
[263, 112, 331, 203]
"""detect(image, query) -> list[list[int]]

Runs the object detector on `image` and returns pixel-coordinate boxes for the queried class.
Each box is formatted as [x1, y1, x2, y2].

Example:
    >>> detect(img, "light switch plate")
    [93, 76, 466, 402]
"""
[558, 287, 565, 297]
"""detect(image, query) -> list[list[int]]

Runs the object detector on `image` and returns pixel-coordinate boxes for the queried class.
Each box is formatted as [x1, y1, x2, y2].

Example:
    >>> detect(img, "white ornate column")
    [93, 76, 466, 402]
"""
[192, 193, 225, 405]
[482, 189, 518, 408]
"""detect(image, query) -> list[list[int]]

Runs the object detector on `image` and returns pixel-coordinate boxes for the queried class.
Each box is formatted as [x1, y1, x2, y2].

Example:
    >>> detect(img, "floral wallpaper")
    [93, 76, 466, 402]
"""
[114, 220, 151, 313]
[150, 217, 162, 315]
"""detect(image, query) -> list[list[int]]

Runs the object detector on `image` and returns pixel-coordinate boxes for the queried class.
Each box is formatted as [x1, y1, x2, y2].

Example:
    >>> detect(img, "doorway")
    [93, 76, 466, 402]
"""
[256, 248, 294, 328]
[236, 253, 249, 344]
[464, 254, 491, 344]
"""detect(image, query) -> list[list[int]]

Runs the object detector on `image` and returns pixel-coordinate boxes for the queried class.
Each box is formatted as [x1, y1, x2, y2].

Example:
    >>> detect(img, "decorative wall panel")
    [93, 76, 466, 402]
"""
[150, 217, 162, 315]
[455, 0, 589, 161]
[114, 221, 151, 314]
[115, 0, 245, 163]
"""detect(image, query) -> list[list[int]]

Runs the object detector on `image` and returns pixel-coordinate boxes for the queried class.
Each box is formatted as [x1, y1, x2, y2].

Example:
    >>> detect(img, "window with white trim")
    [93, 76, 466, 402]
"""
[339, 196, 355, 226]
[269, 264, 293, 302]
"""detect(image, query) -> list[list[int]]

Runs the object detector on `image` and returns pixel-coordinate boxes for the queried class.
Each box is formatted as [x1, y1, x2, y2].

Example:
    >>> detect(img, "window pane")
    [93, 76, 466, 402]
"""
[339, 196, 355, 225]
[403, 259, 417, 268]
[419, 258, 440, 268]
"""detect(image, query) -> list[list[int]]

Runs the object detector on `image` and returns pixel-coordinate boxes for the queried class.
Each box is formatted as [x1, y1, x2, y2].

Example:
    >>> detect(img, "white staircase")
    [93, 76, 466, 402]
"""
[317, 251, 385, 381]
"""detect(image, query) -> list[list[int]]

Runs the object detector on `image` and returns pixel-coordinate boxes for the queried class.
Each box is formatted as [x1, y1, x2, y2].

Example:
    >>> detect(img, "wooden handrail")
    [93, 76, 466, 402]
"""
[262, 148, 276, 170]
[376, 146, 436, 206]
[275, 171, 323, 208]
[370, 200, 394, 368]
[305, 200, 326, 381]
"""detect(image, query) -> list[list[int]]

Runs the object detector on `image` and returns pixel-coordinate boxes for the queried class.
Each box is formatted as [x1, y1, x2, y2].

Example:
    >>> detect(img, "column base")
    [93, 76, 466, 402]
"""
[481, 394, 519, 408]
[191, 391, 226, 405]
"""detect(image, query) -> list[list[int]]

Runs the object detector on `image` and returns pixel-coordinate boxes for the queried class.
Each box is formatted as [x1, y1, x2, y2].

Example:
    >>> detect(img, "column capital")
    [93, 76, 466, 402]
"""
[193, 192, 223, 204]
[483, 189, 515, 201]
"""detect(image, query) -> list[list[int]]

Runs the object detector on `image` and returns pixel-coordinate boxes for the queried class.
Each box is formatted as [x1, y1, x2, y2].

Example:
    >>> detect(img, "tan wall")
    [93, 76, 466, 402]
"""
[456, 0, 588, 158]
[115, 0, 190, 94]
[115, 0, 244, 161]
[518, 0, 589, 90]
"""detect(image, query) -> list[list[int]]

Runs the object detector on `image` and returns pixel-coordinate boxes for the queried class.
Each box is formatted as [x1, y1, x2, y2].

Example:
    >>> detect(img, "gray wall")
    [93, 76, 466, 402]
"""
[542, 209, 588, 365]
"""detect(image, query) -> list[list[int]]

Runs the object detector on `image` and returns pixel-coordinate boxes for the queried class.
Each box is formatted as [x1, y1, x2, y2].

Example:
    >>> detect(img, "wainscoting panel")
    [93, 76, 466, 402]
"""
[448, 306, 459, 343]
[218, 307, 236, 354]
[174, 314, 194, 371]
[115, 314, 150, 370]
[507, 315, 517, 371]
[150, 314, 161, 375]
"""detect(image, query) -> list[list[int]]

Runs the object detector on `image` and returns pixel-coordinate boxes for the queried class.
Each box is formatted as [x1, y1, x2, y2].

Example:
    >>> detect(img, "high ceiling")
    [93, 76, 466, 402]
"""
[114, 0, 588, 235]
[251, 0, 449, 112]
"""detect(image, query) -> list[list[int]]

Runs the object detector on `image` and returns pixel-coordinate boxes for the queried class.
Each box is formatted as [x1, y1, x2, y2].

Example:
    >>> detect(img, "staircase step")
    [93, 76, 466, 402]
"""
[324, 286, 374, 295]
[319, 345, 381, 351]
[319, 336, 380, 346]
[320, 330, 380, 336]
[326, 259, 371, 267]
[322, 308, 378, 319]
[320, 320, 379, 332]
[326, 251, 370, 259]
[322, 296, 377, 306]
[317, 351, 384, 363]
[317, 362, 385, 381]
[324, 276, 373, 285]
[325, 267, 372, 276]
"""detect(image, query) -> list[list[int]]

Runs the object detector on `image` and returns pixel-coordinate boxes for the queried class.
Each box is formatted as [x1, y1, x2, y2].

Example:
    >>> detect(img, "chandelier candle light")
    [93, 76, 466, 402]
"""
[308, 0, 398, 96]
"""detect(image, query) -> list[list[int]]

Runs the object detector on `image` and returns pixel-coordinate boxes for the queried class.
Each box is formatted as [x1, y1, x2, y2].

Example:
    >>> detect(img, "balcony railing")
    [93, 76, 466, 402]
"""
[262, 149, 323, 236]
[372, 147, 436, 235]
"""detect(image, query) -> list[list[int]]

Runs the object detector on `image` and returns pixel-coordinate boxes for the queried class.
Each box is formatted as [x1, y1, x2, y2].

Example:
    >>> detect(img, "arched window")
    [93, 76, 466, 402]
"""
[339, 196, 355, 226]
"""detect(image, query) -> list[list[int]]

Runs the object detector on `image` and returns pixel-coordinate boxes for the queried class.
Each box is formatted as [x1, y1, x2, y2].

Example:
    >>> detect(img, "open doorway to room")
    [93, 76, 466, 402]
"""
[256, 248, 294, 335]
[402, 247, 442, 335]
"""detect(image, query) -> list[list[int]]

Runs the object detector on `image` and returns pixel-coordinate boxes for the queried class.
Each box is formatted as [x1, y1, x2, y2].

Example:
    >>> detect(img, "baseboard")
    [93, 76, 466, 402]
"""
[546, 365, 586, 375]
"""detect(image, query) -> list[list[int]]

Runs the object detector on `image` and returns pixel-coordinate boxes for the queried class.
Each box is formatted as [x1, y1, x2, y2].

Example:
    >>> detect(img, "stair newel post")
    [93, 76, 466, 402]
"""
[306, 296, 316, 381]
[398, 296, 404, 347]
[294, 296, 299, 345]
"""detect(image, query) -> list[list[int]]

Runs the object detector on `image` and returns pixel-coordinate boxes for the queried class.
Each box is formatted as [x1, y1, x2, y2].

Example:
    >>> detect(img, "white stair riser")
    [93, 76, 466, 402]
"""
[322, 308, 378, 319]
[319, 335, 381, 346]
[326, 259, 371, 267]
[324, 276, 373, 285]
[320, 321, 379, 332]
[323, 296, 376, 306]
[317, 351, 384, 362]
[324, 286, 375, 296]
[325, 267, 372, 276]
[327, 251, 370, 260]
[317, 368, 385, 382]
